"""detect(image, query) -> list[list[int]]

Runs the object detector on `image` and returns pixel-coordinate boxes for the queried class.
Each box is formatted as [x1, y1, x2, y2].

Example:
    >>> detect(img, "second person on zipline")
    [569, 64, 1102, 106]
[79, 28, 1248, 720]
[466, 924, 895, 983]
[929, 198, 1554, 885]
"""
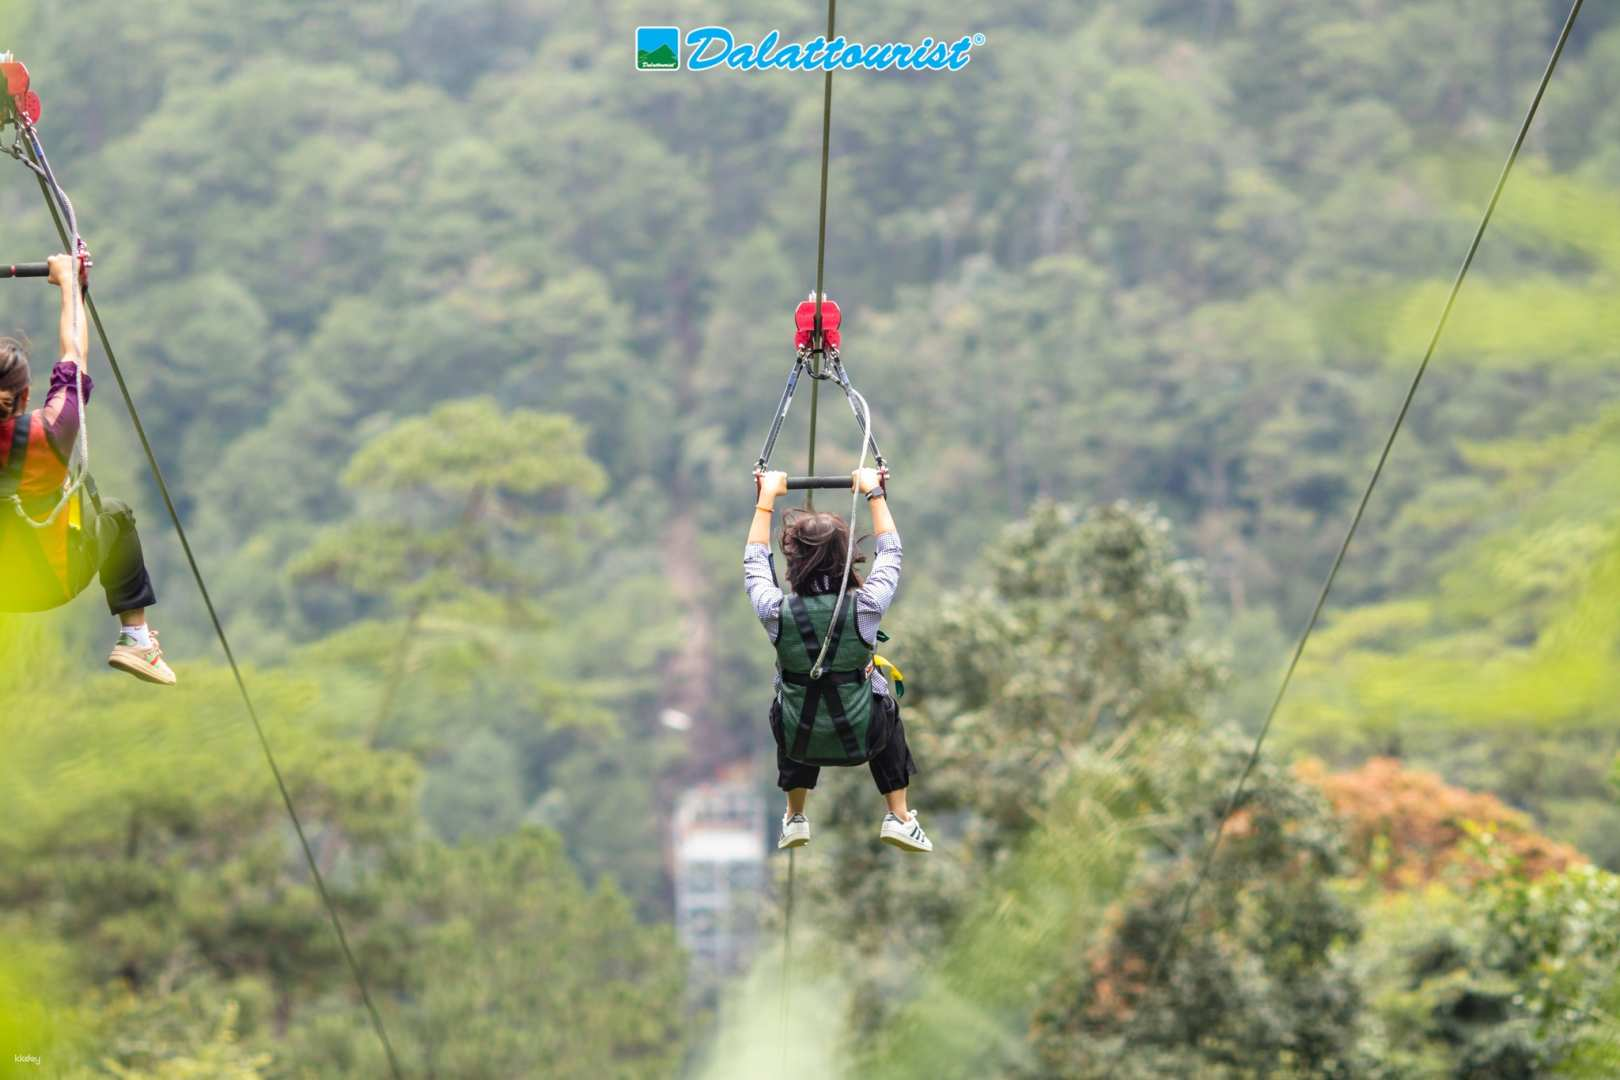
[0, 253, 176, 685]
[745, 467, 931, 853]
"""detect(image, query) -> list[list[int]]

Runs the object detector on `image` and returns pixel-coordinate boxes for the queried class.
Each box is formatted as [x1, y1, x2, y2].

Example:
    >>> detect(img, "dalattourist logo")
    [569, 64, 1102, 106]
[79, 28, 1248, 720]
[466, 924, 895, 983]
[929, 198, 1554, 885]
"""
[635, 26, 985, 73]
[636, 26, 681, 70]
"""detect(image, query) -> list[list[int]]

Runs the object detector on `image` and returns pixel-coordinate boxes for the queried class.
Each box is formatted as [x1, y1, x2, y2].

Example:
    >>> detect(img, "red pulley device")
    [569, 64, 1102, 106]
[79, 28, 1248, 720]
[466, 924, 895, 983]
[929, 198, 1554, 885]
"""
[1, 54, 41, 125]
[794, 294, 842, 352]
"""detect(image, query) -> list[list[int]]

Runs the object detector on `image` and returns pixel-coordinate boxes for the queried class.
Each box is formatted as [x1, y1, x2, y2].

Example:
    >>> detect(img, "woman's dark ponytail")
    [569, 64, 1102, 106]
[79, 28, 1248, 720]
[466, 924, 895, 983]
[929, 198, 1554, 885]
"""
[0, 337, 30, 420]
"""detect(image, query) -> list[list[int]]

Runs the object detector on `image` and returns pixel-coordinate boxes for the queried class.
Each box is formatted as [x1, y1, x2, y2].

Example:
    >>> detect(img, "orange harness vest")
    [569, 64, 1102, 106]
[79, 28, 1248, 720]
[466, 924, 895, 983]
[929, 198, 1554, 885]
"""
[0, 411, 78, 605]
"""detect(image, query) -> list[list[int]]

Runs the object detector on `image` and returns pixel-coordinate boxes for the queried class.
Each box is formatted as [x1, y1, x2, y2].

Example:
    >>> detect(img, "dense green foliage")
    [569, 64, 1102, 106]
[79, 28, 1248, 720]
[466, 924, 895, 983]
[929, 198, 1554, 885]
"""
[713, 508, 1620, 1079]
[5, 0, 1620, 1075]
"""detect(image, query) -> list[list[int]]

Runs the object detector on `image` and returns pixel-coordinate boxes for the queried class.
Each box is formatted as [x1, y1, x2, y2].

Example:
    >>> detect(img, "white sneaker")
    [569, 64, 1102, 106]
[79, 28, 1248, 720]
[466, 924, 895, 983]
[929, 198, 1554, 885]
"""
[880, 811, 932, 853]
[779, 812, 810, 850]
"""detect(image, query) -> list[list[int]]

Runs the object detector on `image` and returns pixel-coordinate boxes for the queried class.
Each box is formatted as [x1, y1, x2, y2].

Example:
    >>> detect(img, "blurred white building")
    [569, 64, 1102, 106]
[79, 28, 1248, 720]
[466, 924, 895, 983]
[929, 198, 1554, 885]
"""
[672, 768, 766, 999]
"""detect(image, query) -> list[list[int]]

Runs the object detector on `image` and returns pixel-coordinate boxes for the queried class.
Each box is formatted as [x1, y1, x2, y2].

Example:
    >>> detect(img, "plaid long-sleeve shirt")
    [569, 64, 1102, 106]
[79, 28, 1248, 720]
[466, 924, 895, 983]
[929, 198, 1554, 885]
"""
[744, 530, 902, 696]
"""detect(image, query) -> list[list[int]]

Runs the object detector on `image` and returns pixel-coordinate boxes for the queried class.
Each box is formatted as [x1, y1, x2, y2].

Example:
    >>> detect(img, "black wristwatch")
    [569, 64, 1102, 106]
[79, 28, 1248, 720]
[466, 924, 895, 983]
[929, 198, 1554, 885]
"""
[866, 487, 886, 502]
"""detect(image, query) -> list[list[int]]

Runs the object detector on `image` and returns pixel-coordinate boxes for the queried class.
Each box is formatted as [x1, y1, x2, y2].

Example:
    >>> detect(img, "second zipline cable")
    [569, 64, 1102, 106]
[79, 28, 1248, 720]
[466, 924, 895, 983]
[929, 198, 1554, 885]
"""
[17, 115, 405, 1080]
[1134, 0, 1587, 1015]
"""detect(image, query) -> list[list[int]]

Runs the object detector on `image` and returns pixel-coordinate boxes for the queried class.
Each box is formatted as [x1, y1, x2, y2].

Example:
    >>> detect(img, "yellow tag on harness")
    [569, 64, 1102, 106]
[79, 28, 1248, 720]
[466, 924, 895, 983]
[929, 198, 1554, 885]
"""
[873, 654, 905, 698]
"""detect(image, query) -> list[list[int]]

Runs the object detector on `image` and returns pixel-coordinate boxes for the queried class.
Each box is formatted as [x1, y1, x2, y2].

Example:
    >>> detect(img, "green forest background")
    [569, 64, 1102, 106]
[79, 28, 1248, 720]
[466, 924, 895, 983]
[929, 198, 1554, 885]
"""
[4, 0, 1620, 1076]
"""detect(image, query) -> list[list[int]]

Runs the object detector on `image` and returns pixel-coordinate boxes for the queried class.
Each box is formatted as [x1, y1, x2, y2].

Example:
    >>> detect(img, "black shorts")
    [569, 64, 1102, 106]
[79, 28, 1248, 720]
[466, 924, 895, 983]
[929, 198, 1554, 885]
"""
[772, 693, 918, 795]
[96, 498, 158, 615]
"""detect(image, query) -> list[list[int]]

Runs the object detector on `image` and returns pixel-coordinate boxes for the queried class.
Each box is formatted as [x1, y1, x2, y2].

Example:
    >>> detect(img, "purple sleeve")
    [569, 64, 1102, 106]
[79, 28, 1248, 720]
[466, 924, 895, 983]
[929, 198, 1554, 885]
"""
[40, 361, 93, 461]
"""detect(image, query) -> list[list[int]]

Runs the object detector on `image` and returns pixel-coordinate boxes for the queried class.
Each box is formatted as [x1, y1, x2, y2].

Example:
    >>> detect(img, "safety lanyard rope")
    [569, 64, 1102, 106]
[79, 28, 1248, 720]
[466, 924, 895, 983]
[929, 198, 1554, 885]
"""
[808, 384, 873, 678]
[1129, 0, 1587, 1035]
[3, 98, 405, 1080]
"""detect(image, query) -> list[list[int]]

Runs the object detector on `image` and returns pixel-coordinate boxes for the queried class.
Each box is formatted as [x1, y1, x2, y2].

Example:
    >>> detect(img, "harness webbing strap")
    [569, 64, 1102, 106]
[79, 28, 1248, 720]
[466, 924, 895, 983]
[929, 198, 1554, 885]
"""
[821, 592, 849, 659]
[816, 598, 864, 756]
[780, 668, 865, 687]
[789, 684, 819, 760]
[821, 674, 862, 758]
[0, 414, 28, 497]
[787, 596, 825, 758]
[787, 594, 821, 657]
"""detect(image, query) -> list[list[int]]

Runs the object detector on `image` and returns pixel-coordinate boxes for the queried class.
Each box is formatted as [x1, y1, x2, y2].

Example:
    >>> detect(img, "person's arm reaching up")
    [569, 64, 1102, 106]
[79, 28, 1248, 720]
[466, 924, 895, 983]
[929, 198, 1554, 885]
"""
[745, 470, 790, 641]
[859, 467, 896, 538]
[39, 253, 92, 459]
[749, 470, 787, 546]
[50, 253, 86, 372]
[854, 468, 901, 639]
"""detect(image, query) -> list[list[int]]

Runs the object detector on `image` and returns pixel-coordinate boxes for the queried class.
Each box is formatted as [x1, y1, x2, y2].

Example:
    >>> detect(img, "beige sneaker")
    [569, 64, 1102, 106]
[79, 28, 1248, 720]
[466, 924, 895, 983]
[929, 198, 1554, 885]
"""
[108, 630, 177, 686]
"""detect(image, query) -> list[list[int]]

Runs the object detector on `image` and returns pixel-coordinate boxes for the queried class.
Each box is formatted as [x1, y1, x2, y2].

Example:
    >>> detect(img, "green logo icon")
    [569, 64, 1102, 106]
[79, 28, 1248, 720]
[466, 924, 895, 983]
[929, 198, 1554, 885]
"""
[637, 27, 680, 71]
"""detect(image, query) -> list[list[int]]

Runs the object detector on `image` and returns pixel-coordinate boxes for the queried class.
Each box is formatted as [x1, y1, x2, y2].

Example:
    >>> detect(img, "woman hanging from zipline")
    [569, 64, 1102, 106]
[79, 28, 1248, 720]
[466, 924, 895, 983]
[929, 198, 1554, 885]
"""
[0, 253, 176, 684]
[745, 466, 931, 852]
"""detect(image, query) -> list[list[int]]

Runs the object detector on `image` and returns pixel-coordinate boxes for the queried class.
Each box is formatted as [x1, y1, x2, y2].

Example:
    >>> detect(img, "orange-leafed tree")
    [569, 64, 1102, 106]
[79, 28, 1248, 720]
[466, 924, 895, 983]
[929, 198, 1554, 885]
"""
[1298, 757, 1584, 891]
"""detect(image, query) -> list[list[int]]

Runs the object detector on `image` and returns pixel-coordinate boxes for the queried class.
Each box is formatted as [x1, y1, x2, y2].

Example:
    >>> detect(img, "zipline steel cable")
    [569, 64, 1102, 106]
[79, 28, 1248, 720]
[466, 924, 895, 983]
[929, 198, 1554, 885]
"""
[805, 0, 840, 502]
[1134, 0, 1587, 1025]
[5, 101, 405, 1080]
[784, 0, 841, 1066]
